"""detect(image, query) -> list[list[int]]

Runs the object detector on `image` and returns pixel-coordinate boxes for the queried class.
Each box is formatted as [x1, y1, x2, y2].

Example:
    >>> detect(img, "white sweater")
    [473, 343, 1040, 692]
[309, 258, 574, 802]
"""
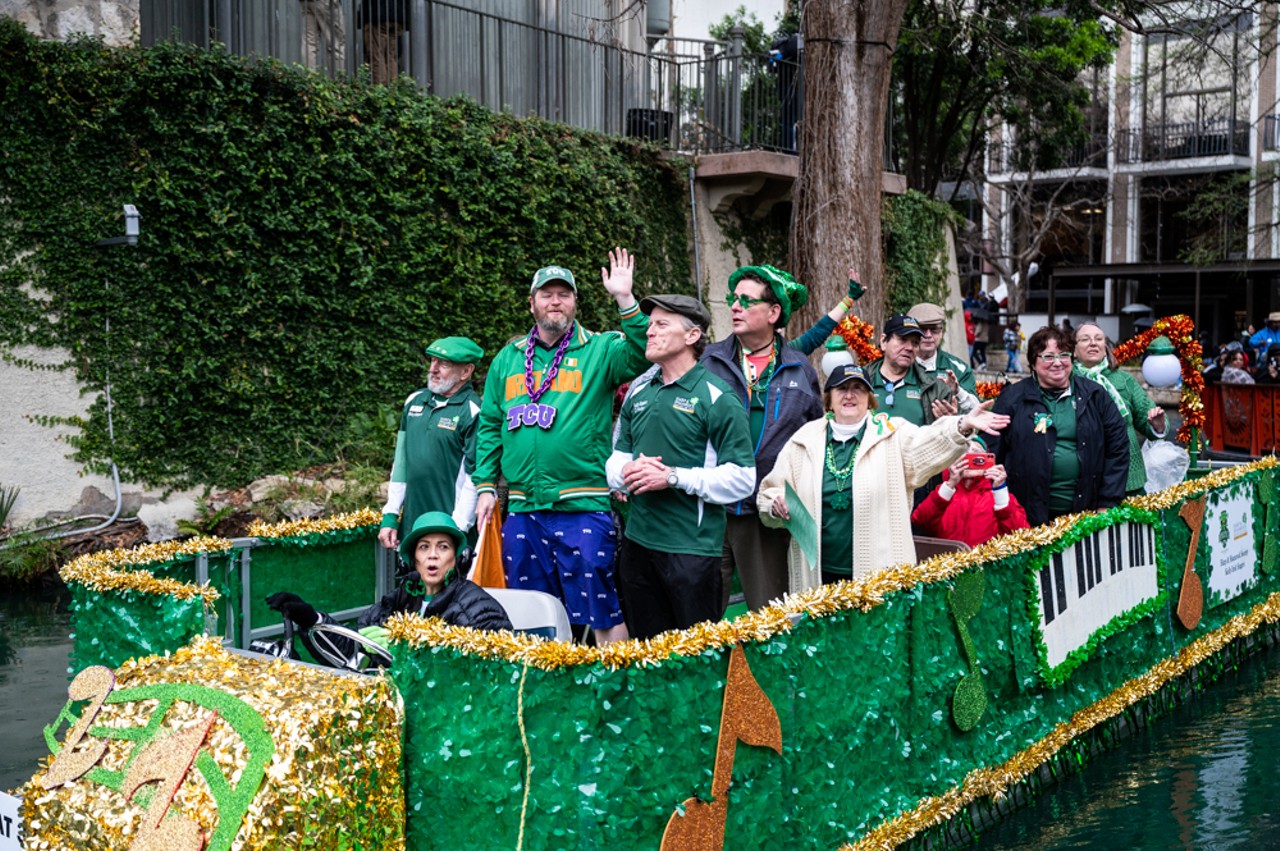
[758, 413, 970, 593]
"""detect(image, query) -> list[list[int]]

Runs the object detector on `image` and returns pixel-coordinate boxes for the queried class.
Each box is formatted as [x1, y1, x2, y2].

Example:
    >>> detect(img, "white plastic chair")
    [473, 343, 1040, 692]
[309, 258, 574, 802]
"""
[485, 588, 573, 642]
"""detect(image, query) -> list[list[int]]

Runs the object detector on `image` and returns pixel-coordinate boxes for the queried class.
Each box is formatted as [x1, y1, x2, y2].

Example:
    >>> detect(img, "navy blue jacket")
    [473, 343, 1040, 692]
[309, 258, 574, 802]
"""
[702, 335, 823, 516]
[986, 374, 1129, 527]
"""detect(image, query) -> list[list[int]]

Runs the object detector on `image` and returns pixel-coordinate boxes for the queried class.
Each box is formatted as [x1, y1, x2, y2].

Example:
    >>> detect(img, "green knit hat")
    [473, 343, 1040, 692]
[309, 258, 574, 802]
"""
[727, 265, 809, 326]
[424, 336, 483, 364]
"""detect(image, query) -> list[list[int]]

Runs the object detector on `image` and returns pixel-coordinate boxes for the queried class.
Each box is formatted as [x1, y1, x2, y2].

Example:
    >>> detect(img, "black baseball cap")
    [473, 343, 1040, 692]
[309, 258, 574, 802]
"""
[883, 314, 924, 338]
[824, 363, 873, 393]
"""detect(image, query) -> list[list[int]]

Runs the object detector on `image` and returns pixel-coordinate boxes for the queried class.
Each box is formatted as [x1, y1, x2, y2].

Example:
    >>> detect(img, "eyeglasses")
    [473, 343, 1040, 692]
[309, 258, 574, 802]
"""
[918, 324, 944, 335]
[884, 381, 899, 407]
[726, 293, 769, 310]
[1036, 352, 1072, 363]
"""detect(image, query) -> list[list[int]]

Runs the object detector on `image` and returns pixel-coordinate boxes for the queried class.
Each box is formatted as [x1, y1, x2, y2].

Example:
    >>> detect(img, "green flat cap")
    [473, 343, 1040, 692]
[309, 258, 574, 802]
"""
[425, 336, 484, 364]
[727, 265, 808, 326]
[531, 265, 577, 293]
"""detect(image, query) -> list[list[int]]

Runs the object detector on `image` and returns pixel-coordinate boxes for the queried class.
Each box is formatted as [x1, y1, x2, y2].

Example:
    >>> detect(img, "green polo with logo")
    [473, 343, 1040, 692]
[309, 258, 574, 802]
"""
[867, 360, 927, 425]
[616, 362, 754, 557]
[382, 385, 481, 536]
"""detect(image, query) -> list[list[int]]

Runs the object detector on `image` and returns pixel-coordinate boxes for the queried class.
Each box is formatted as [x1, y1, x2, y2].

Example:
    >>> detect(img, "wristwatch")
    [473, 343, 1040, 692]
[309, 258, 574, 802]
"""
[666, 468, 679, 489]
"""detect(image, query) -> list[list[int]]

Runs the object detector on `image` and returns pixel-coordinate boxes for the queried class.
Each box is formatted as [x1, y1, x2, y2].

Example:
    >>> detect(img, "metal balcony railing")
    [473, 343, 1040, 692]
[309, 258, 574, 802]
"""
[140, 0, 804, 156]
[1116, 117, 1250, 163]
[986, 133, 1109, 175]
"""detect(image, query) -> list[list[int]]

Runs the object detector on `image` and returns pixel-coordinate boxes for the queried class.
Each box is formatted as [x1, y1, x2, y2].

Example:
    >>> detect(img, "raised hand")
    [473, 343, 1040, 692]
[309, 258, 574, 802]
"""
[962, 399, 1010, 436]
[600, 247, 636, 305]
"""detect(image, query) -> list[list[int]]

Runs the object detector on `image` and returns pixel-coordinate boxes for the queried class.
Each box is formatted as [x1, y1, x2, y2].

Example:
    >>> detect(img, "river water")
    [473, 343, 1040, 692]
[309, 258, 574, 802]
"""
[3, 586, 1280, 846]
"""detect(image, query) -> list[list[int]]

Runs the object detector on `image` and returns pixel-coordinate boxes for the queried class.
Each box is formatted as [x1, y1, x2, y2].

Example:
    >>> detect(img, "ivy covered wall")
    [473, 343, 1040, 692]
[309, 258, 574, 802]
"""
[0, 21, 692, 489]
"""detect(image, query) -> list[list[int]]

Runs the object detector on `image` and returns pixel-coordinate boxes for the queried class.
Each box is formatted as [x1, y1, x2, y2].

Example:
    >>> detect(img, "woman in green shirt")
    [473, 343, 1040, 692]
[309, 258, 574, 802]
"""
[1072, 323, 1167, 496]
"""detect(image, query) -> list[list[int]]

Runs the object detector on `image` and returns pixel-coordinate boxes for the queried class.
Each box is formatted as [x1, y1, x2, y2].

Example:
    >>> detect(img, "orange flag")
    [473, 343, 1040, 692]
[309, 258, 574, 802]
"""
[468, 515, 507, 589]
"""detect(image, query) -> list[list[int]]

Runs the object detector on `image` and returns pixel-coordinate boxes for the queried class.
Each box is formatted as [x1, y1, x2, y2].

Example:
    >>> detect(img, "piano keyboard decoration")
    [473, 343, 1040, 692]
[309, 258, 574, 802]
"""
[1033, 516, 1163, 683]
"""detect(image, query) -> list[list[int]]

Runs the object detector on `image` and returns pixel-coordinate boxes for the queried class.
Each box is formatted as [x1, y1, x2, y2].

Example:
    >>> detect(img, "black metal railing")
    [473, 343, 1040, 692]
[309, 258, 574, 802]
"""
[140, 0, 803, 155]
[986, 133, 1109, 175]
[1116, 117, 1250, 163]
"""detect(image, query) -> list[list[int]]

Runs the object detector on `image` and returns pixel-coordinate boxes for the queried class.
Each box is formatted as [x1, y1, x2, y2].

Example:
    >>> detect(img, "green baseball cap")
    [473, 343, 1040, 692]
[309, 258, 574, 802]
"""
[530, 265, 577, 294]
[727, 265, 809, 326]
[424, 336, 483, 364]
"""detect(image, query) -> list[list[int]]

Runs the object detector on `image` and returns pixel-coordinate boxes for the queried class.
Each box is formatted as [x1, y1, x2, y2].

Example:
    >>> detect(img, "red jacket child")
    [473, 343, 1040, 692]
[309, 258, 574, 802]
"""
[911, 442, 1029, 548]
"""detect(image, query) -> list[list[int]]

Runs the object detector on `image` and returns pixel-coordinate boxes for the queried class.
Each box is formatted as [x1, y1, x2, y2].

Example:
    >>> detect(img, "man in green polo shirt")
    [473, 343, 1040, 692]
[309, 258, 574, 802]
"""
[864, 314, 955, 426]
[606, 294, 756, 639]
[377, 336, 483, 552]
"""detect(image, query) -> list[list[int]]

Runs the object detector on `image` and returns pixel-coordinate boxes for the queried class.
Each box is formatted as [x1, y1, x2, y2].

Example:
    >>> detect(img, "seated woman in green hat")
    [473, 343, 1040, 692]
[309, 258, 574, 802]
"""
[267, 511, 511, 664]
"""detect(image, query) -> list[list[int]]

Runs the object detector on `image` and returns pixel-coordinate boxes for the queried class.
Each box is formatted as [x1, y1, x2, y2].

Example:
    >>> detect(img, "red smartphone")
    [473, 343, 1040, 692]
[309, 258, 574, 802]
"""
[964, 452, 996, 470]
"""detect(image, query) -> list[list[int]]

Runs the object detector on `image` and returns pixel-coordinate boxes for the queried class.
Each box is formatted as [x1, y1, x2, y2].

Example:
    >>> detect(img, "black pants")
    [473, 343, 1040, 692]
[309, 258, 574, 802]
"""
[618, 538, 722, 640]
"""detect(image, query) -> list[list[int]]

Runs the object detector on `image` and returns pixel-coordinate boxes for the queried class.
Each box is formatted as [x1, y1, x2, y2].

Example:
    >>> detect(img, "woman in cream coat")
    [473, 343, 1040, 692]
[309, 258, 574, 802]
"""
[758, 364, 1009, 593]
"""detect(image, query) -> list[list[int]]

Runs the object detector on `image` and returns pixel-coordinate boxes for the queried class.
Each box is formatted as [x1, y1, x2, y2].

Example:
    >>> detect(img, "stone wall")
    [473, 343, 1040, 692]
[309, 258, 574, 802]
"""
[1, 0, 137, 46]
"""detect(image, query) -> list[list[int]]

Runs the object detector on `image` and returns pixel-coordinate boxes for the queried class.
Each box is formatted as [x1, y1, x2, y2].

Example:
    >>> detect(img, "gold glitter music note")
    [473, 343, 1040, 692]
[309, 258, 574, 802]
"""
[661, 645, 782, 850]
[1177, 497, 1206, 629]
[41, 665, 115, 789]
[120, 710, 220, 851]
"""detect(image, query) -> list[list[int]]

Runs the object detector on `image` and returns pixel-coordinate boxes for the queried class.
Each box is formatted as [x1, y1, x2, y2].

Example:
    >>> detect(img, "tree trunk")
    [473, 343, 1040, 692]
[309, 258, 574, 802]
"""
[790, 0, 910, 338]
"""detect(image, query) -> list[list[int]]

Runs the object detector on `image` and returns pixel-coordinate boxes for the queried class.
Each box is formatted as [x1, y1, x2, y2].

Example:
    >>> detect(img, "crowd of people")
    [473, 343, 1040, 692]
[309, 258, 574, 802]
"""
[269, 250, 1183, 650]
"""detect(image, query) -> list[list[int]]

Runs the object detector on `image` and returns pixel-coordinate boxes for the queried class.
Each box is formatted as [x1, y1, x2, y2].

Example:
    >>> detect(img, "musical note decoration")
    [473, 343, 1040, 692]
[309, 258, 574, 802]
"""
[660, 644, 782, 850]
[1260, 472, 1278, 575]
[39, 665, 275, 851]
[948, 570, 988, 731]
[120, 711, 220, 851]
[40, 665, 115, 789]
[1177, 497, 1206, 629]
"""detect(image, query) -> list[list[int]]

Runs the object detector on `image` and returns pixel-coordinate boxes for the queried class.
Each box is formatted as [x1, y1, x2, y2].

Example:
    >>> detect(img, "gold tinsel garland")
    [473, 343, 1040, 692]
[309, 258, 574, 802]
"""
[844, 589, 1280, 851]
[59, 538, 231, 604]
[245, 507, 380, 539]
[384, 457, 1276, 670]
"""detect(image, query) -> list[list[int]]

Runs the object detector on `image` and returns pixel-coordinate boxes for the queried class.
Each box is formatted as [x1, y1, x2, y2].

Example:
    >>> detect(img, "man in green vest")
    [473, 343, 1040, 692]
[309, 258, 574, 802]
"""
[378, 336, 484, 552]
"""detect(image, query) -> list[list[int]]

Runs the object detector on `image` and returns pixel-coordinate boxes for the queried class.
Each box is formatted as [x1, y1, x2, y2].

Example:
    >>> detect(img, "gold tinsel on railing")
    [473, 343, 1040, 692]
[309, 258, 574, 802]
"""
[245, 507, 380, 539]
[844, 589, 1280, 851]
[59, 538, 230, 605]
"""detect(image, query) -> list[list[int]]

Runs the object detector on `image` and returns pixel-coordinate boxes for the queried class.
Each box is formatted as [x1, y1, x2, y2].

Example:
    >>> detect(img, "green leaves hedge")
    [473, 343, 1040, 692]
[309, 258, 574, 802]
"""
[0, 20, 691, 488]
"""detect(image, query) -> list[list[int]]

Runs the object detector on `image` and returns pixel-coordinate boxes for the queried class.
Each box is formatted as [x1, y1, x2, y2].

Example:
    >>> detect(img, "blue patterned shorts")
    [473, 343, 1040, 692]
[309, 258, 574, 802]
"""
[502, 510, 624, 629]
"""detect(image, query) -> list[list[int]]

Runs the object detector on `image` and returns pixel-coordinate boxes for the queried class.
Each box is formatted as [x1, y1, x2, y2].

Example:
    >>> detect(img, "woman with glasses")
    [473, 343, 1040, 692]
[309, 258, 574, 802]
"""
[986, 326, 1129, 527]
[757, 364, 1009, 589]
[1072, 323, 1166, 496]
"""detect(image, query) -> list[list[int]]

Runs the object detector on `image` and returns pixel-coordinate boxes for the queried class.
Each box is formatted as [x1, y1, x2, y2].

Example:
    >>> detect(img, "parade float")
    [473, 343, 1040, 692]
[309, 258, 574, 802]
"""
[9, 316, 1280, 851]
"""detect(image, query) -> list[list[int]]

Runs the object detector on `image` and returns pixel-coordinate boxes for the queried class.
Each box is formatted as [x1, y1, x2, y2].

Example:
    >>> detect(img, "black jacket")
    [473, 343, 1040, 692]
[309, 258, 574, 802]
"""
[357, 576, 512, 632]
[986, 374, 1129, 527]
[701, 334, 822, 515]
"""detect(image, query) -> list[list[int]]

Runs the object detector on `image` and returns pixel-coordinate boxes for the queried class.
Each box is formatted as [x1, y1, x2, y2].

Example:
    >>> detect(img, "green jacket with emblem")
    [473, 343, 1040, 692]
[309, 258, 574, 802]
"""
[475, 305, 650, 513]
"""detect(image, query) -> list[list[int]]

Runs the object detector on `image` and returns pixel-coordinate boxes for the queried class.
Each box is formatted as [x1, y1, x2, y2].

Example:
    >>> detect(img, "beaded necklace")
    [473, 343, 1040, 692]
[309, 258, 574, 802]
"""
[740, 338, 778, 395]
[825, 427, 858, 510]
[504, 324, 573, 431]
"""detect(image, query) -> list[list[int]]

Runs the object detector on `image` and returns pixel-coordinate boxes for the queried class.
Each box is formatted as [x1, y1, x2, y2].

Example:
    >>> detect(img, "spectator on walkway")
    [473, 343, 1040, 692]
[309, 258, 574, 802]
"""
[1004, 320, 1023, 372]
[1221, 350, 1255, 384]
[1256, 343, 1280, 385]
[1249, 312, 1280, 364]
